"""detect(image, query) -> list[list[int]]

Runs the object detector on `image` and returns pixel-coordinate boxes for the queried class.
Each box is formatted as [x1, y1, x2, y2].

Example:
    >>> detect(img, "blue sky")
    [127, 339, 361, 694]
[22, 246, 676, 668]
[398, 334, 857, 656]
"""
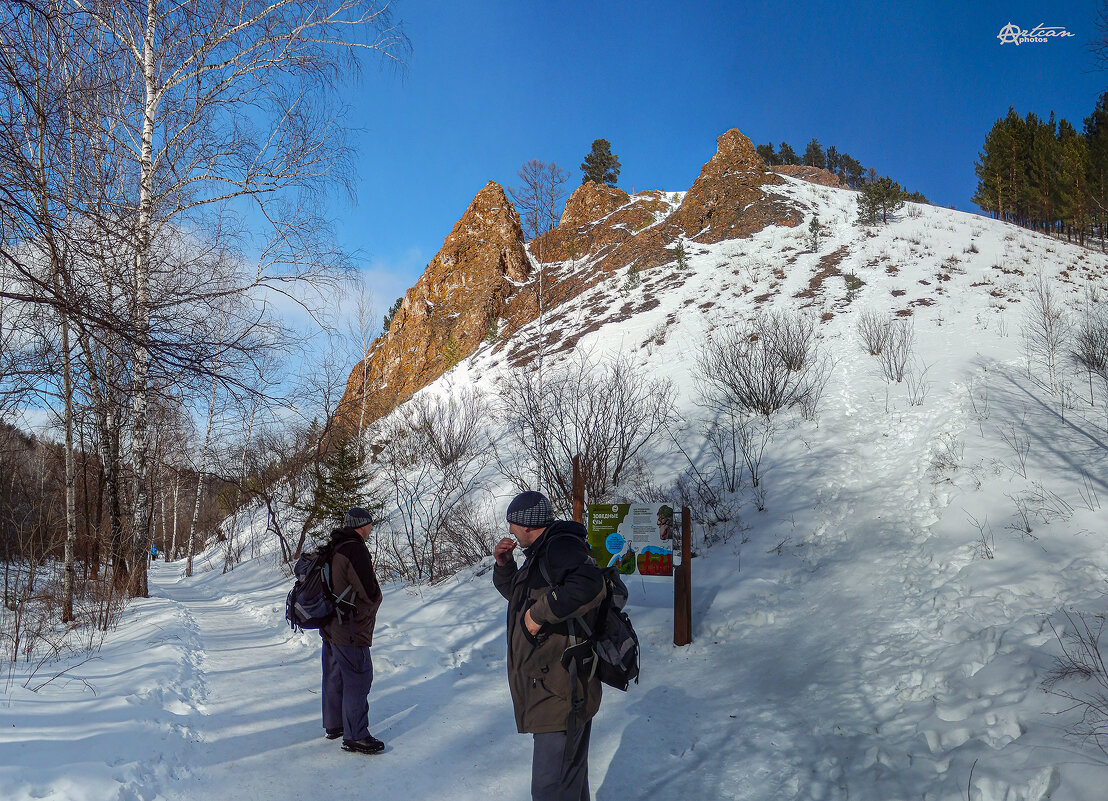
[334, 0, 1104, 311]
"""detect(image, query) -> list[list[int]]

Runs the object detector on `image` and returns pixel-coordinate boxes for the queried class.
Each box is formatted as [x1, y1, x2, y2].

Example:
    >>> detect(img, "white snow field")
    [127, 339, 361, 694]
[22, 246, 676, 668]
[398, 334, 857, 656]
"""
[4, 176, 1108, 800]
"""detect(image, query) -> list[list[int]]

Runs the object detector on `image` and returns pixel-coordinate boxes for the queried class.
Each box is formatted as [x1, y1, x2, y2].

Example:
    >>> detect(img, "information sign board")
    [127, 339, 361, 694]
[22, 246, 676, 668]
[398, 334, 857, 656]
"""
[586, 503, 676, 576]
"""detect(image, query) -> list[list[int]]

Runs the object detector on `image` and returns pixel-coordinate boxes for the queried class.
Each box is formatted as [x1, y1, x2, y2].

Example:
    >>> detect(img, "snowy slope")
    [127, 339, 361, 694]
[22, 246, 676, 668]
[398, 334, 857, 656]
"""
[4, 177, 1108, 801]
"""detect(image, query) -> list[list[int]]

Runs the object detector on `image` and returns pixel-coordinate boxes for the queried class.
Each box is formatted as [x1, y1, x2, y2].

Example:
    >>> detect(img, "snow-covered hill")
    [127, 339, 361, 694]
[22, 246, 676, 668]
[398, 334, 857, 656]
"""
[4, 177, 1108, 801]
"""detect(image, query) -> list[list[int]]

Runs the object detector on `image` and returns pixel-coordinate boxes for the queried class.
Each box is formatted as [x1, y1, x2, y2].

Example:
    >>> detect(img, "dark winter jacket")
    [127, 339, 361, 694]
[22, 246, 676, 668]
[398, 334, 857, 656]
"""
[493, 520, 606, 734]
[321, 528, 383, 647]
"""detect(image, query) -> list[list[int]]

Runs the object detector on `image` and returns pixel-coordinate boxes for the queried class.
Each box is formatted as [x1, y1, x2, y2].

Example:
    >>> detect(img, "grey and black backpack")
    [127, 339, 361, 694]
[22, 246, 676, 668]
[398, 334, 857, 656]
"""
[540, 546, 640, 691]
[285, 544, 356, 631]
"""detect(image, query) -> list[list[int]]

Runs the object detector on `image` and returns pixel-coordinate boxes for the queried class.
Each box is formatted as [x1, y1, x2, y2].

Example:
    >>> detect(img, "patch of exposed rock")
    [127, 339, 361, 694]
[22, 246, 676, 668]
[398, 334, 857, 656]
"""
[773, 164, 845, 188]
[559, 181, 629, 230]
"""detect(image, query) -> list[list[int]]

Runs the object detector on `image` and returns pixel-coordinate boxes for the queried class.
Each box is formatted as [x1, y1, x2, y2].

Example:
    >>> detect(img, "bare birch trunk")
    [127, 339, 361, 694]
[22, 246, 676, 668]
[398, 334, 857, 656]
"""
[127, 0, 158, 598]
[225, 399, 257, 571]
[59, 316, 77, 621]
[186, 373, 218, 577]
[171, 470, 180, 560]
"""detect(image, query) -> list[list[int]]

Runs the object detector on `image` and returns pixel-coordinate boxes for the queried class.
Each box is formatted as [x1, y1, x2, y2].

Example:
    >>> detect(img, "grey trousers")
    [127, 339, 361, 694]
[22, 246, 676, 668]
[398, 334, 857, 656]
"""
[531, 720, 592, 801]
[321, 639, 373, 740]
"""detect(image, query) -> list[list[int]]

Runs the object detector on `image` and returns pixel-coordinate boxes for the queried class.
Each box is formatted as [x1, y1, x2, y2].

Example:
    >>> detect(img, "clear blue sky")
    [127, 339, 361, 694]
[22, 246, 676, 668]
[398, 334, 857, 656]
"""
[335, 0, 1104, 309]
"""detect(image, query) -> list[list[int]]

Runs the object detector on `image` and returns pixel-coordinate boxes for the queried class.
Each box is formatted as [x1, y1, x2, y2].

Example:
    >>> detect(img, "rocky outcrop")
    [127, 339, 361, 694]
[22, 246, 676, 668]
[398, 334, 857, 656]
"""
[339, 181, 529, 421]
[559, 181, 629, 230]
[773, 164, 845, 188]
[535, 129, 800, 281]
[669, 129, 790, 243]
[342, 128, 804, 424]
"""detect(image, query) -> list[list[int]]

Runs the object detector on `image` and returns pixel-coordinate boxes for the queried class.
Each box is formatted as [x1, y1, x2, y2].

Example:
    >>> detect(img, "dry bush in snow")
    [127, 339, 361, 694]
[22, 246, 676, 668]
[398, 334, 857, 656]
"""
[372, 387, 497, 583]
[1045, 609, 1108, 755]
[857, 308, 891, 356]
[877, 318, 915, 384]
[497, 352, 677, 517]
[1023, 273, 1069, 396]
[697, 311, 829, 418]
[1070, 306, 1108, 428]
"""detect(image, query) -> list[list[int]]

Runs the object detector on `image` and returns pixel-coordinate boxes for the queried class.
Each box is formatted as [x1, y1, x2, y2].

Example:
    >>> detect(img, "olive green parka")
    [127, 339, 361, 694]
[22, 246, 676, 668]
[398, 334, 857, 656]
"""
[493, 521, 606, 734]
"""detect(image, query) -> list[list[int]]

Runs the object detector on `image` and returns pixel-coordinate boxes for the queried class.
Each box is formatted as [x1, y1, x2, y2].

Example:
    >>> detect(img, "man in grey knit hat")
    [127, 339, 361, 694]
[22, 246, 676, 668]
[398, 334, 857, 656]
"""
[320, 506, 384, 754]
[493, 491, 606, 800]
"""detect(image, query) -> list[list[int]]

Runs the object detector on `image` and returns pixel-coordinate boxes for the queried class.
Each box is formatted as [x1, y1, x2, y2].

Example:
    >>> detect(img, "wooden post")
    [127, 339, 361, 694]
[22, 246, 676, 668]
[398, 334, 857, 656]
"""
[674, 506, 692, 646]
[572, 454, 584, 524]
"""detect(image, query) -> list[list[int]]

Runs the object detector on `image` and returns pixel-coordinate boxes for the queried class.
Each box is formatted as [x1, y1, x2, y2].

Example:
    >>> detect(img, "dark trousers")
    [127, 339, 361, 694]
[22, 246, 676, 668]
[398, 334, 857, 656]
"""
[321, 638, 373, 740]
[531, 719, 592, 801]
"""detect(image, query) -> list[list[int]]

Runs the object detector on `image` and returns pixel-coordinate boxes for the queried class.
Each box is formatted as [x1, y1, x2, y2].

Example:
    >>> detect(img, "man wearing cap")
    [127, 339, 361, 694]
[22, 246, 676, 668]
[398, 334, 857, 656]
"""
[493, 491, 606, 801]
[320, 506, 384, 755]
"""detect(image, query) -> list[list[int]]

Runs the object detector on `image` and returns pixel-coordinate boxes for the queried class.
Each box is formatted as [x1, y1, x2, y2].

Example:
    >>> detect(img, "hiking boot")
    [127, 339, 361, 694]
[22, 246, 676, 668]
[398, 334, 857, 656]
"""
[341, 735, 385, 755]
[324, 728, 343, 740]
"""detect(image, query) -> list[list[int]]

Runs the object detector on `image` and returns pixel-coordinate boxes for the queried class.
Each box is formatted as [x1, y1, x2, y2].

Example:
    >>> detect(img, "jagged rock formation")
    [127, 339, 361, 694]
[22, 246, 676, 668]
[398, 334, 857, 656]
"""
[342, 128, 803, 424]
[558, 181, 630, 231]
[339, 181, 529, 422]
[668, 128, 790, 243]
[519, 128, 801, 329]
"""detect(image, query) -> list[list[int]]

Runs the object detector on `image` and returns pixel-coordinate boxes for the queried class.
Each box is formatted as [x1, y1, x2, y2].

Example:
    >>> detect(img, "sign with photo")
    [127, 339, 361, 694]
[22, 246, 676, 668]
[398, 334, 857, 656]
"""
[586, 503, 676, 577]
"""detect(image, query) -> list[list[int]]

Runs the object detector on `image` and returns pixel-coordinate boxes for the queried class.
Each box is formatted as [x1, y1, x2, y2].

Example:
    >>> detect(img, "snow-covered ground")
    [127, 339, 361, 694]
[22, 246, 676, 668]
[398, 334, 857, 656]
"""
[4, 178, 1108, 800]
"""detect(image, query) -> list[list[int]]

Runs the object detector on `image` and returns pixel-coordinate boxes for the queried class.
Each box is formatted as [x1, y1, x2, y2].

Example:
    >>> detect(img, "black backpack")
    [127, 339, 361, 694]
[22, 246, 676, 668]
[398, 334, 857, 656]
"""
[285, 543, 355, 631]
[540, 548, 641, 692]
[578, 567, 640, 691]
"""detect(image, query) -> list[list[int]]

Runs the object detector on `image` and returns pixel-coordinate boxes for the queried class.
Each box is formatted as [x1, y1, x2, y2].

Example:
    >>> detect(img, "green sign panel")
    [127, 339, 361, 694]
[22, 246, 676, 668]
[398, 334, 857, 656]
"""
[587, 503, 675, 577]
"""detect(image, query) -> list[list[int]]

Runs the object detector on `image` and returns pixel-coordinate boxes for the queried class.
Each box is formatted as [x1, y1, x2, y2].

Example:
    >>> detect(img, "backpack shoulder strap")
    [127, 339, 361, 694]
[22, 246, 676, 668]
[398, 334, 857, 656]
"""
[535, 531, 581, 588]
[321, 540, 358, 610]
[537, 535, 602, 640]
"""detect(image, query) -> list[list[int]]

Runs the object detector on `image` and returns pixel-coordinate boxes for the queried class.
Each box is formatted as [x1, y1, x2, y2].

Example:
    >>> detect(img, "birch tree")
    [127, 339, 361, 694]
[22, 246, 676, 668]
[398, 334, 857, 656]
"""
[509, 159, 570, 376]
[0, 1, 103, 620]
[60, 0, 407, 596]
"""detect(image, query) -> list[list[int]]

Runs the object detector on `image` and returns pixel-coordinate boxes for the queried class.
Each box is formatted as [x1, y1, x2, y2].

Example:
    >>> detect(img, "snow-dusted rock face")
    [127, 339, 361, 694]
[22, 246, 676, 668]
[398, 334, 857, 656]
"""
[339, 180, 530, 420]
[669, 128, 798, 244]
[557, 180, 630, 231]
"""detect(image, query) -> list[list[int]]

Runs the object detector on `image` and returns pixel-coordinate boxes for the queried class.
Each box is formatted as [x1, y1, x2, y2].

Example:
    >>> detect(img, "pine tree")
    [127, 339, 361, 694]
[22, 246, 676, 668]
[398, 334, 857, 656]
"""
[1002, 107, 1029, 224]
[674, 240, 688, 269]
[1026, 111, 1060, 231]
[301, 433, 376, 544]
[382, 296, 403, 335]
[1084, 91, 1108, 249]
[826, 145, 840, 176]
[1058, 119, 1090, 245]
[580, 139, 621, 185]
[756, 143, 779, 165]
[803, 138, 826, 169]
[777, 141, 799, 165]
[809, 215, 822, 250]
[973, 117, 1008, 218]
[857, 177, 905, 225]
[838, 153, 864, 188]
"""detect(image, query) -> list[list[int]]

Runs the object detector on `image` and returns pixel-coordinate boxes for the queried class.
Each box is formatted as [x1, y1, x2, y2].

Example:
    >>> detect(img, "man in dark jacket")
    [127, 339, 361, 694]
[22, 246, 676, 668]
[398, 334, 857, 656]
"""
[493, 491, 606, 801]
[321, 506, 384, 755]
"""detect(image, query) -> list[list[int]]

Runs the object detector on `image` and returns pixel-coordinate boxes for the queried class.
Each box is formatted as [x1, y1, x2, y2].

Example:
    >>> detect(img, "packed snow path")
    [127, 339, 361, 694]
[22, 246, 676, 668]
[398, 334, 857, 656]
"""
[140, 560, 533, 801]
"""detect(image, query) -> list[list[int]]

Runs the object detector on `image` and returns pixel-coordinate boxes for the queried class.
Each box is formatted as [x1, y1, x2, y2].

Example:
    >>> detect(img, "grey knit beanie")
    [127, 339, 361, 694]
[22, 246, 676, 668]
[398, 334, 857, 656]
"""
[505, 491, 554, 528]
[344, 506, 373, 529]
